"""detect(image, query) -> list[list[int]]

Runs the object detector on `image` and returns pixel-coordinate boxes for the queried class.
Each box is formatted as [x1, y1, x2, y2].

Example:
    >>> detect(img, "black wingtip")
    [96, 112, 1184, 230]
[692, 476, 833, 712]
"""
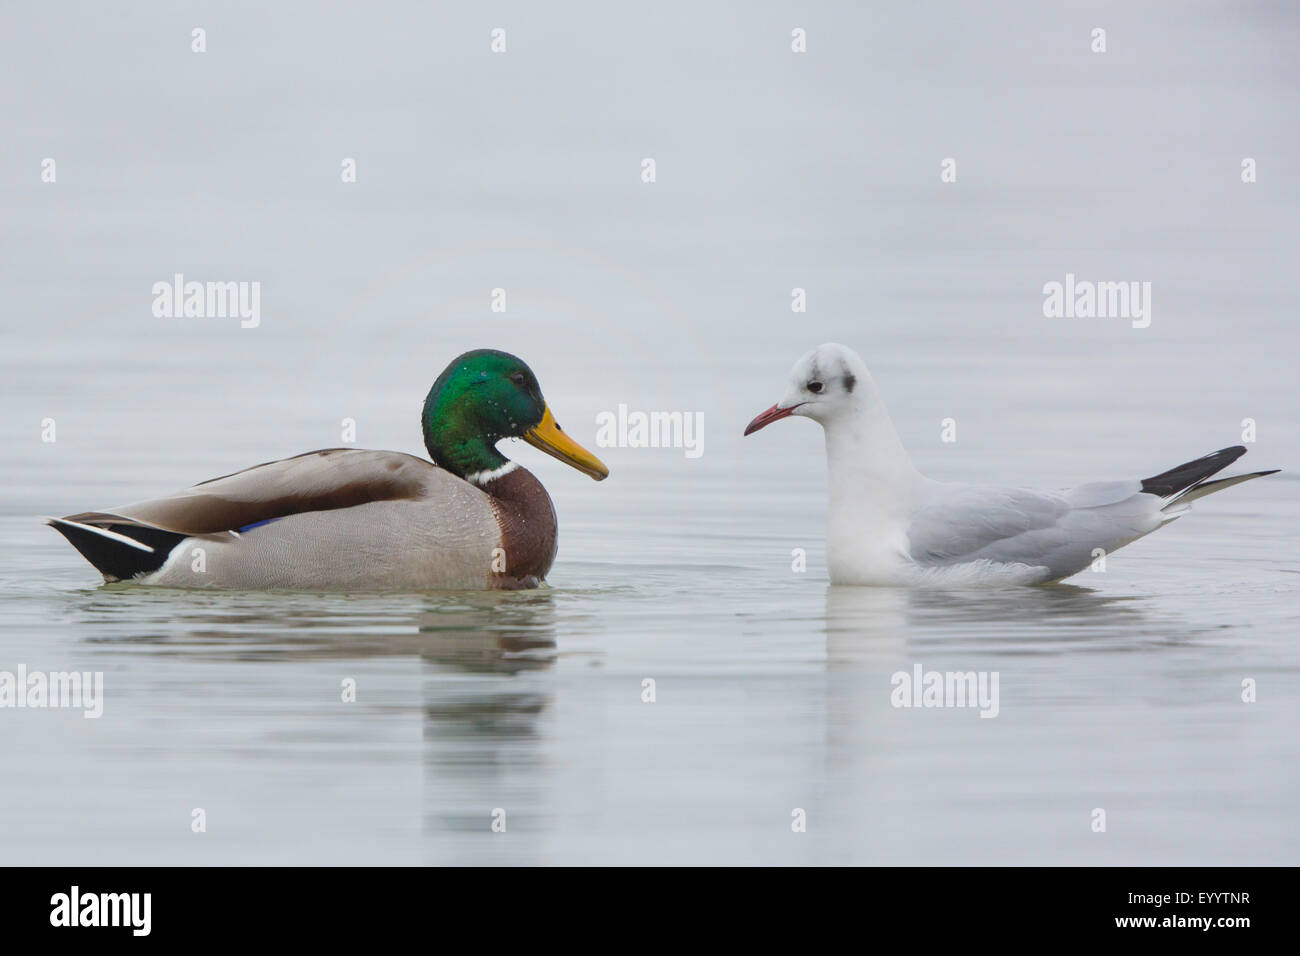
[1140, 446, 1249, 498]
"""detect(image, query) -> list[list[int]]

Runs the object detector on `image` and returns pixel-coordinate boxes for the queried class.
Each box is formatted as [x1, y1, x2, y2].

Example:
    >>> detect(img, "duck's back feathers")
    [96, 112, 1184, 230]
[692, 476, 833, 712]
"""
[50, 449, 552, 589]
[63, 448, 433, 536]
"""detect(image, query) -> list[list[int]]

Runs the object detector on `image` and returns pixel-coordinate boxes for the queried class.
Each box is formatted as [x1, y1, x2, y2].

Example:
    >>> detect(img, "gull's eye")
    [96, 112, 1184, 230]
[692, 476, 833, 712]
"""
[807, 381, 824, 393]
[509, 372, 527, 386]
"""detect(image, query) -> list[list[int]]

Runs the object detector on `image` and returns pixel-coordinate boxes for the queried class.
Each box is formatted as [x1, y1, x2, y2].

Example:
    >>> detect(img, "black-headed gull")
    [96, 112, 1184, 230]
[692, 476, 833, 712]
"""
[744, 343, 1279, 586]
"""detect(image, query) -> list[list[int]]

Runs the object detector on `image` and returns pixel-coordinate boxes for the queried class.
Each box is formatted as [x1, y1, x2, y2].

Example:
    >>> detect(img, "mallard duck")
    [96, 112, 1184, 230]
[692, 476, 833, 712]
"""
[48, 349, 608, 590]
[744, 343, 1278, 586]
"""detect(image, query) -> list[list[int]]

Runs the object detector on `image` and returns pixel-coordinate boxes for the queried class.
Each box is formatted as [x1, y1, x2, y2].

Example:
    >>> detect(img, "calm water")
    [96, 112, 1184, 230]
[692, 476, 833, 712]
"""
[2, 2, 1298, 864]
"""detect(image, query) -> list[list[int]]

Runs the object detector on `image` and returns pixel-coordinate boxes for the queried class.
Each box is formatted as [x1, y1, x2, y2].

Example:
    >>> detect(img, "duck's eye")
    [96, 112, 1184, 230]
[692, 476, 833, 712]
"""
[807, 381, 824, 393]
[509, 372, 526, 386]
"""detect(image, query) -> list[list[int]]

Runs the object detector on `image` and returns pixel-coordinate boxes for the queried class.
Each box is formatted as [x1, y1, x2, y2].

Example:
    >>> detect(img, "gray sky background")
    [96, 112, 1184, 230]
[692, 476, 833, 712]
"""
[2, 1, 1296, 498]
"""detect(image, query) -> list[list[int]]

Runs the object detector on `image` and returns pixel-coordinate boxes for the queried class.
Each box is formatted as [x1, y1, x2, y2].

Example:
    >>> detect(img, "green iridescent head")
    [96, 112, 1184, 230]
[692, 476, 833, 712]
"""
[422, 349, 608, 482]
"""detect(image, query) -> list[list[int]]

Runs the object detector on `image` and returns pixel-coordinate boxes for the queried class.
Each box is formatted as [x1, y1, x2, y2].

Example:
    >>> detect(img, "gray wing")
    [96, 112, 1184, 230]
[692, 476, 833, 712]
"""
[908, 481, 1165, 579]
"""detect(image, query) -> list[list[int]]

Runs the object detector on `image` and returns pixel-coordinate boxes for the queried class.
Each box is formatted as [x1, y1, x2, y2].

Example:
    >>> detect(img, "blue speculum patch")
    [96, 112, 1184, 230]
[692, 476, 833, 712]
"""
[237, 517, 280, 533]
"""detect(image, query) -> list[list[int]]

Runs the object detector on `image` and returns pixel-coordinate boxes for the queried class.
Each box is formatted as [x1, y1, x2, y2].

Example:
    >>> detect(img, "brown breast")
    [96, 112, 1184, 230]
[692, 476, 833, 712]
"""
[480, 466, 559, 589]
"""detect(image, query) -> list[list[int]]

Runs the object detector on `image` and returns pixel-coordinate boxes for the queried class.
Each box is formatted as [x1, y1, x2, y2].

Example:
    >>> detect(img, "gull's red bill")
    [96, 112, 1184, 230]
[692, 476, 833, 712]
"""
[744, 403, 801, 436]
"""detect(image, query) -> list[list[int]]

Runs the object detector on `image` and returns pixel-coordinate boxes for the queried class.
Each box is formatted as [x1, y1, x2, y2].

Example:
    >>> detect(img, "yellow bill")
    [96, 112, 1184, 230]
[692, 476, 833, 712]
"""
[523, 405, 609, 481]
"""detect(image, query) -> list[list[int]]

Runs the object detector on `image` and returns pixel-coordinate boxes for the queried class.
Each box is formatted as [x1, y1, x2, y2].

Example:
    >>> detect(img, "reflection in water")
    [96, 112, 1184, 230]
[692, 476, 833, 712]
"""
[816, 582, 1184, 863]
[821, 583, 1199, 661]
[417, 593, 558, 864]
[823, 586, 910, 664]
[65, 584, 563, 864]
[70, 586, 559, 672]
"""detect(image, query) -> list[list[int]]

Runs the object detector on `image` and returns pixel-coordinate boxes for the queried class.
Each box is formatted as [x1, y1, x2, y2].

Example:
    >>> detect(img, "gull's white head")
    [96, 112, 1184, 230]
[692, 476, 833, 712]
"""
[744, 343, 869, 435]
